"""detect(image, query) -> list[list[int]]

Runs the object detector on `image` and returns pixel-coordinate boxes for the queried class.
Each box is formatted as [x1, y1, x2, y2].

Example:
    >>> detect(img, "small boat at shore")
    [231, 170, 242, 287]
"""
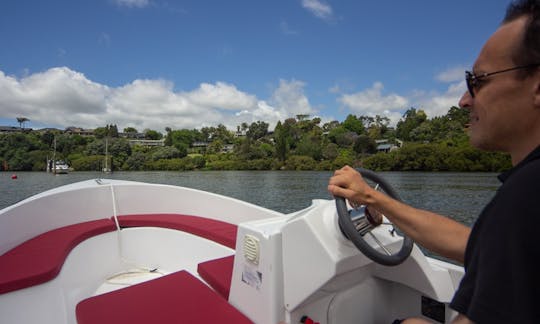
[0, 170, 463, 323]
[46, 159, 70, 174]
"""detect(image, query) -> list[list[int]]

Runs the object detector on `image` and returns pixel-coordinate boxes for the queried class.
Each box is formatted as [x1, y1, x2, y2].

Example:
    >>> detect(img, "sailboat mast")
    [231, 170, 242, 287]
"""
[52, 136, 57, 174]
[105, 138, 108, 171]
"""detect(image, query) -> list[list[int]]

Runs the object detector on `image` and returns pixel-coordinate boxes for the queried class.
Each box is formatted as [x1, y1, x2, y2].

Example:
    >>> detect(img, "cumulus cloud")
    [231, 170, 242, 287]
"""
[435, 66, 467, 83]
[338, 82, 408, 126]
[0, 67, 110, 128]
[301, 0, 333, 20]
[412, 80, 466, 118]
[0, 65, 466, 133]
[234, 79, 316, 129]
[186, 82, 257, 110]
[270, 79, 314, 115]
[336, 65, 467, 127]
[0, 67, 315, 132]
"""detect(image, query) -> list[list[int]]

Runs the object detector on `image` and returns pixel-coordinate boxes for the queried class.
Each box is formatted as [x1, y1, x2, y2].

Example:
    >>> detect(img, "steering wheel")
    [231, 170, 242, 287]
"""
[335, 168, 413, 266]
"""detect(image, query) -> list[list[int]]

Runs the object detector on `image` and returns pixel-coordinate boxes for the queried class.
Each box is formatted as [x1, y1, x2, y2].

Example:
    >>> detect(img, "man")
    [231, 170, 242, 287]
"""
[328, 0, 540, 323]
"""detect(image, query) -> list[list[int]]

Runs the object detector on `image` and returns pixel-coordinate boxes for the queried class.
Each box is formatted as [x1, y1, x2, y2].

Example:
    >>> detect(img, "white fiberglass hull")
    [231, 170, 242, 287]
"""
[0, 179, 464, 324]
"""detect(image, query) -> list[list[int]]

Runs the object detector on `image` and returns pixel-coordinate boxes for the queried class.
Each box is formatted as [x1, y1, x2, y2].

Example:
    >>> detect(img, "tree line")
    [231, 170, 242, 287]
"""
[1, 107, 511, 172]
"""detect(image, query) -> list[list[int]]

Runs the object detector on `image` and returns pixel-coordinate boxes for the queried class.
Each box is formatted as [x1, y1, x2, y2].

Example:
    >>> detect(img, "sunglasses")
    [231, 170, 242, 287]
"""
[465, 64, 540, 97]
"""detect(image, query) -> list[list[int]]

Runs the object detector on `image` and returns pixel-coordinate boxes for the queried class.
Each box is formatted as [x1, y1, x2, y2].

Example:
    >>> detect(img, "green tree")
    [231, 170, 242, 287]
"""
[354, 134, 377, 154]
[323, 143, 339, 160]
[273, 121, 289, 161]
[151, 146, 181, 161]
[396, 108, 427, 141]
[295, 134, 322, 160]
[16, 117, 29, 129]
[144, 129, 163, 140]
[246, 121, 269, 141]
[123, 151, 148, 170]
[342, 114, 365, 134]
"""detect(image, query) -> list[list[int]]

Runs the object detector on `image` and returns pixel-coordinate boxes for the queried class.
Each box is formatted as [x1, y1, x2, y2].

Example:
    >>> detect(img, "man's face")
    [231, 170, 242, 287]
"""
[459, 16, 538, 155]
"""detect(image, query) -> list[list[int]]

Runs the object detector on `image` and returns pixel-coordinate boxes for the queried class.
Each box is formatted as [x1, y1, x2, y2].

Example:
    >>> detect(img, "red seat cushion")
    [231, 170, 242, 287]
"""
[116, 214, 238, 249]
[0, 219, 116, 294]
[76, 270, 253, 324]
[198, 255, 235, 299]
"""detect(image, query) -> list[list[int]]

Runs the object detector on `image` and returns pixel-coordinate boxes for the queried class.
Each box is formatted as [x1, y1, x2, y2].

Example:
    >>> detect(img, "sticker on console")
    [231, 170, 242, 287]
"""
[241, 264, 262, 290]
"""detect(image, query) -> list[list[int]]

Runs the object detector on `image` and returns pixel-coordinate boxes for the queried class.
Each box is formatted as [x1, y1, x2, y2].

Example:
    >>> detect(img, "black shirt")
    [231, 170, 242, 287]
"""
[450, 146, 540, 323]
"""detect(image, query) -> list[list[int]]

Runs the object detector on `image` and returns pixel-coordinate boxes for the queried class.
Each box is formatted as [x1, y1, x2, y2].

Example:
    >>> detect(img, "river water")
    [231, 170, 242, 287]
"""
[1, 171, 500, 226]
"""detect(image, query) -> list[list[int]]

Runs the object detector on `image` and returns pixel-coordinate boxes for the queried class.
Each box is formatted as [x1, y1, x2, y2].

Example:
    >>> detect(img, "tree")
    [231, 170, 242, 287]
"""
[322, 120, 340, 132]
[16, 117, 29, 129]
[354, 134, 377, 154]
[246, 121, 269, 141]
[144, 129, 163, 140]
[273, 121, 289, 161]
[94, 124, 119, 138]
[323, 143, 339, 160]
[396, 108, 427, 141]
[328, 126, 356, 147]
[107, 124, 119, 137]
[151, 146, 181, 161]
[295, 134, 322, 160]
[342, 114, 365, 134]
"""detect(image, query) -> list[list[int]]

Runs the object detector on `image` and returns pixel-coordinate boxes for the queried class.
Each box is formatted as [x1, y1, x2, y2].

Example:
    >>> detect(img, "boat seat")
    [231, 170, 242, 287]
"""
[116, 214, 238, 249]
[76, 270, 253, 324]
[198, 255, 235, 299]
[0, 219, 116, 295]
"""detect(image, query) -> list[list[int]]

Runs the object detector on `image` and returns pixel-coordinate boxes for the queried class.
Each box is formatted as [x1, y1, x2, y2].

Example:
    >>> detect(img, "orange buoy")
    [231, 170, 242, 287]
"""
[11, 174, 17, 179]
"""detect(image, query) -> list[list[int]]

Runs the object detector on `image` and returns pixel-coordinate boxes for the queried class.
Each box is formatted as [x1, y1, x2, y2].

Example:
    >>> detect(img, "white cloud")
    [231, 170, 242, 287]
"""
[413, 80, 466, 118]
[0, 67, 110, 128]
[270, 79, 314, 116]
[0, 66, 467, 133]
[435, 66, 467, 83]
[0, 67, 315, 132]
[113, 0, 150, 8]
[338, 82, 408, 126]
[186, 82, 257, 110]
[233, 79, 316, 129]
[301, 0, 333, 20]
[336, 65, 468, 126]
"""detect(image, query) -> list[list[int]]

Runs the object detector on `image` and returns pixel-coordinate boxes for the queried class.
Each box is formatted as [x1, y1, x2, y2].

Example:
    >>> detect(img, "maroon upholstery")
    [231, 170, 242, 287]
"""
[76, 270, 253, 324]
[116, 214, 238, 249]
[0, 219, 116, 294]
[198, 255, 235, 299]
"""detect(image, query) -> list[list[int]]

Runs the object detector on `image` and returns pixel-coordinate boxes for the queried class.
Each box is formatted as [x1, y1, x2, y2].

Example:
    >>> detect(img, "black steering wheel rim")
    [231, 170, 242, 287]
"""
[335, 168, 413, 266]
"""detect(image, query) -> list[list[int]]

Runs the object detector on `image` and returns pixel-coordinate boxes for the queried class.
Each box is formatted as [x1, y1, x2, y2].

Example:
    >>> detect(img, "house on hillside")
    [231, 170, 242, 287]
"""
[0, 126, 34, 134]
[65, 127, 94, 136]
[375, 139, 402, 153]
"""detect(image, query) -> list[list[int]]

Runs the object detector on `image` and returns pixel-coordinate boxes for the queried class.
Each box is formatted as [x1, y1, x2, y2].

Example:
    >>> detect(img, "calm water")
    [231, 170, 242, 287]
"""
[0, 170, 500, 226]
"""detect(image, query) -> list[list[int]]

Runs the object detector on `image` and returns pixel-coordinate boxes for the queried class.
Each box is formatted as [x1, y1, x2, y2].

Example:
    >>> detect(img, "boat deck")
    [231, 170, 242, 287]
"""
[0, 213, 244, 323]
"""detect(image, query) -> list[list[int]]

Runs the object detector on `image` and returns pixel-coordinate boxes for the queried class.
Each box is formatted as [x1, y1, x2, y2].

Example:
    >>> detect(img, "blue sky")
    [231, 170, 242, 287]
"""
[0, 0, 510, 133]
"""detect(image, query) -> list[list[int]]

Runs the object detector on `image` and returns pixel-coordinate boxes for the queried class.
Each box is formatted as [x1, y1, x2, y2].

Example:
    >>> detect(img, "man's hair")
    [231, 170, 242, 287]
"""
[504, 0, 540, 75]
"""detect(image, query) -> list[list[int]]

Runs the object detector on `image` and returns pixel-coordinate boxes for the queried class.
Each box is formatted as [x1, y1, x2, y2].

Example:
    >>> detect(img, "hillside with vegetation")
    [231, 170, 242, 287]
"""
[1, 106, 511, 172]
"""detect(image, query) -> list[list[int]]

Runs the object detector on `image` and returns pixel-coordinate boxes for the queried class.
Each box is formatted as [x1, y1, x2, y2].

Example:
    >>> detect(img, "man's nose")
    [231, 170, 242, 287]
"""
[459, 91, 473, 109]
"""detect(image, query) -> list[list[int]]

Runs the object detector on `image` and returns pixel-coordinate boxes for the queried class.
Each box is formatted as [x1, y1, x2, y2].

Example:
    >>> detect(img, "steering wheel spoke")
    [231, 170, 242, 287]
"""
[367, 232, 393, 256]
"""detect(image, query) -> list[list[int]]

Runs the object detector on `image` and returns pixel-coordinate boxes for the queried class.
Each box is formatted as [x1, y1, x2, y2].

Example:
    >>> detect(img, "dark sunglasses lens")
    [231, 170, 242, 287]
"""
[465, 72, 475, 97]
